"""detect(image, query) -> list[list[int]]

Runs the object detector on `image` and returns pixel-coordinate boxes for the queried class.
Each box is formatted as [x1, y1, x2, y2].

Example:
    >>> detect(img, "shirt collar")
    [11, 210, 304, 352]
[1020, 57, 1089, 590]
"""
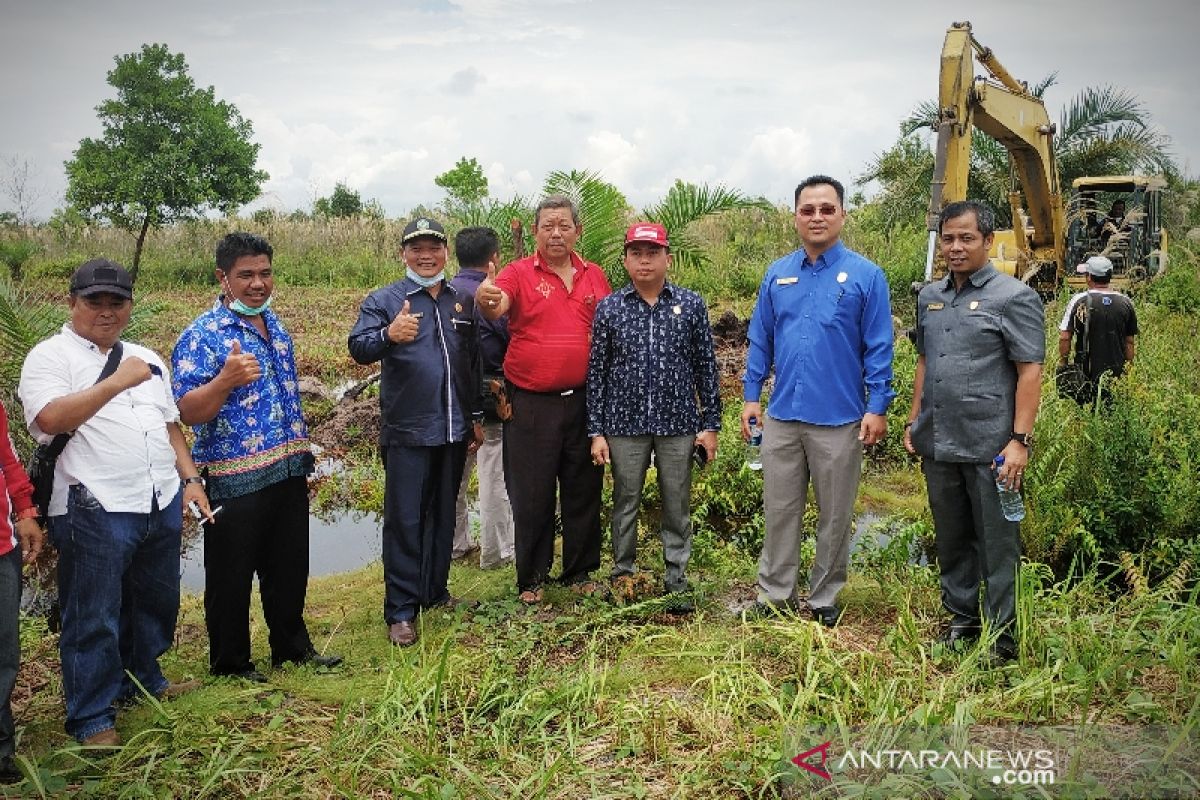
[618, 281, 674, 303]
[941, 261, 999, 291]
[800, 241, 845, 271]
[532, 250, 587, 274]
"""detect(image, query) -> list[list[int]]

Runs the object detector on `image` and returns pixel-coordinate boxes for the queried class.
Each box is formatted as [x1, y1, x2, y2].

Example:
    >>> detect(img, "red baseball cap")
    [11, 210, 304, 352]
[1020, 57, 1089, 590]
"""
[624, 223, 669, 249]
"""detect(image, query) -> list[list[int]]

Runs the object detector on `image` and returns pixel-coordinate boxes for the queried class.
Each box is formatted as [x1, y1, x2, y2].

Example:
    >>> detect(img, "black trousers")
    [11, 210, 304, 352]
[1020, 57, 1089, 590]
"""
[503, 386, 603, 591]
[381, 442, 467, 624]
[922, 459, 1020, 648]
[204, 476, 313, 673]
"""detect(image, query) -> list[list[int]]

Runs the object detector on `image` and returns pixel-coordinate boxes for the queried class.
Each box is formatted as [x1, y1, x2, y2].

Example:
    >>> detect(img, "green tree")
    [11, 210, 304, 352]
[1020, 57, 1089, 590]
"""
[859, 80, 1175, 229]
[64, 44, 266, 279]
[642, 180, 773, 272]
[435, 157, 489, 207]
[313, 182, 364, 218]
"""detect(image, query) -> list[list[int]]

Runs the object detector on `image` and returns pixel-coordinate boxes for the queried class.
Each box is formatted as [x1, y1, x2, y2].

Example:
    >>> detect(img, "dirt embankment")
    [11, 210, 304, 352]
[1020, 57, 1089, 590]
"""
[308, 311, 753, 453]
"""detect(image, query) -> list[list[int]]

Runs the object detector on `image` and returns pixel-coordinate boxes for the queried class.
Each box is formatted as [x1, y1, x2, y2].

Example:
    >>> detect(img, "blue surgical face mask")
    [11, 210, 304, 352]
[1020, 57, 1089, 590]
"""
[406, 267, 444, 289]
[222, 276, 273, 316]
[228, 294, 273, 315]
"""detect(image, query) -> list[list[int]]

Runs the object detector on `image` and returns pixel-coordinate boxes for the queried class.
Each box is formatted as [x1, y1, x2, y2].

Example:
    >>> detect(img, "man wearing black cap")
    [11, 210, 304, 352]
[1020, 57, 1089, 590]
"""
[18, 259, 212, 745]
[349, 218, 483, 646]
[1058, 255, 1139, 405]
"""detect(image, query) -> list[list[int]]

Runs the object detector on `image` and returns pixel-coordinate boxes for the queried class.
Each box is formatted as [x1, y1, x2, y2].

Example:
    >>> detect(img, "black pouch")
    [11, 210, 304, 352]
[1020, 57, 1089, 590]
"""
[26, 443, 61, 520]
[1055, 362, 1093, 405]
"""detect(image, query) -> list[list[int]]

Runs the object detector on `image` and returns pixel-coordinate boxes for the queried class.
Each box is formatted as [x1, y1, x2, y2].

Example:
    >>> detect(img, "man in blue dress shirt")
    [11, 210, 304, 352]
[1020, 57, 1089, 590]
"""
[587, 223, 721, 613]
[742, 175, 896, 627]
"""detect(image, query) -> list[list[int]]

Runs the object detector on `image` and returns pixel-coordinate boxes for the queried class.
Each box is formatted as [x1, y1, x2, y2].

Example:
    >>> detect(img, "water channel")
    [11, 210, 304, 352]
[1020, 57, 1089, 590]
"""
[179, 510, 385, 593]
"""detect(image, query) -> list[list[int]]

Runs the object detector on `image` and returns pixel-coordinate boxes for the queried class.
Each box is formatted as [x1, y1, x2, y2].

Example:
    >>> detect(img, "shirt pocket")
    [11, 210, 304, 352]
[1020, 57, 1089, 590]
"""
[821, 284, 863, 328]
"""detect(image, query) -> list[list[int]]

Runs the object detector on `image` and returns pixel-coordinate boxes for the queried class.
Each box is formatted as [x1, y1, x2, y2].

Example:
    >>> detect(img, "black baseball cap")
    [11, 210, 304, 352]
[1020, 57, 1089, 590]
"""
[401, 217, 447, 244]
[70, 258, 134, 299]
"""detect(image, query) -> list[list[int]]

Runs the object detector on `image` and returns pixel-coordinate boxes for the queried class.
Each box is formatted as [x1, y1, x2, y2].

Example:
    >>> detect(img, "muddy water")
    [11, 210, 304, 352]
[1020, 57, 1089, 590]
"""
[179, 511, 384, 593]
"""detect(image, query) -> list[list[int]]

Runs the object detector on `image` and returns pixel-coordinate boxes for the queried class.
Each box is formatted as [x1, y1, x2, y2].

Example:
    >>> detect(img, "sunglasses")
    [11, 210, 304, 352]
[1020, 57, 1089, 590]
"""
[797, 204, 840, 218]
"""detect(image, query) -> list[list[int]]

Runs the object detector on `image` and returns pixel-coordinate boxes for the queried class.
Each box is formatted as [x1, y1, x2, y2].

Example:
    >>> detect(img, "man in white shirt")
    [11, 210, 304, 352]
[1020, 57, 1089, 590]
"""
[18, 259, 212, 747]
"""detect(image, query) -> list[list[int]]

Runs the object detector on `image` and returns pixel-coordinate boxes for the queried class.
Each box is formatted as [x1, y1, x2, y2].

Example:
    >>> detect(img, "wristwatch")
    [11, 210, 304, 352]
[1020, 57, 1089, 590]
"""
[182, 476, 205, 486]
[1010, 431, 1033, 448]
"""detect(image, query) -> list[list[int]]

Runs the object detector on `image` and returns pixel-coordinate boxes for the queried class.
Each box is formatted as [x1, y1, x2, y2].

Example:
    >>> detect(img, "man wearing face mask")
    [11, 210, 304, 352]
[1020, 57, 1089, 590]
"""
[349, 217, 483, 647]
[173, 232, 340, 680]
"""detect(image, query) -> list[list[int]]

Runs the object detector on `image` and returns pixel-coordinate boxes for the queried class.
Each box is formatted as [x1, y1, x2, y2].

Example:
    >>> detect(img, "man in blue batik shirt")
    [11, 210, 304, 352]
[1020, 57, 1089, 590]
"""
[173, 232, 340, 680]
[588, 223, 721, 613]
[742, 175, 895, 627]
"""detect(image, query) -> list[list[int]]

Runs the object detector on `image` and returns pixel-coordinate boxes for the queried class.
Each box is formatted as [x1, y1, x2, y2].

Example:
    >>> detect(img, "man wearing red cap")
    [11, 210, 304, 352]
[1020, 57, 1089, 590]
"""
[587, 224, 721, 612]
[476, 196, 611, 604]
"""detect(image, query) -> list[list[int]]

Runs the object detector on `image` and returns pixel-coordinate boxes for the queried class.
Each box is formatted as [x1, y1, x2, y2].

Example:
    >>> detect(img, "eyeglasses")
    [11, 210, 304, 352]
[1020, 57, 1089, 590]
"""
[797, 204, 840, 218]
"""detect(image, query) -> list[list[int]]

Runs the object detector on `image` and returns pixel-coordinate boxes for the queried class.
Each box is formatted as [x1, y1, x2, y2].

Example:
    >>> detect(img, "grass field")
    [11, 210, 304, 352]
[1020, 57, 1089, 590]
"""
[2, 226, 1198, 797]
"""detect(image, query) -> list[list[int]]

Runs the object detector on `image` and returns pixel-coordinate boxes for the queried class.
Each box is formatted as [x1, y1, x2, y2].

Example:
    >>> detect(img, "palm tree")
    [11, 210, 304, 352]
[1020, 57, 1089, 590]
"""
[858, 80, 1175, 229]
[541, 170, 772, 288]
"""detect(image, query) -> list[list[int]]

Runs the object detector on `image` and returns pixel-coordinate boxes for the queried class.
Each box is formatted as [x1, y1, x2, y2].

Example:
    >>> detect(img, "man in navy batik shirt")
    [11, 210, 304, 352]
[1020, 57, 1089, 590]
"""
[587, 223, 721, 612]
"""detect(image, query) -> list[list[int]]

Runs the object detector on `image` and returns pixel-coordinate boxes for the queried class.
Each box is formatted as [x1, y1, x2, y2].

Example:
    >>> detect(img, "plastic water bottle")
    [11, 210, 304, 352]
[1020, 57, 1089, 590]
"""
[993, 455, 1025, 522]
[746, 416, 763, 471]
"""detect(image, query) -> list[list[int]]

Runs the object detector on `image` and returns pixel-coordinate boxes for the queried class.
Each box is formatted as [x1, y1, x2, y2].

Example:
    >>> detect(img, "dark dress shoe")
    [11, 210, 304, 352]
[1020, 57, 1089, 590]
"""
[980, 642, 1018, 669]
[428, 595, 480, 612]
[742, 599, 800, 621]
[664, 592, 695, 614]
[0, 757, 22, 784]
[389, 620, 418, 647]
[810, 605, 842, 628]
[935, 626, 982, 649]
[212, 669, 268, 683]
[273, 650, 344, 669]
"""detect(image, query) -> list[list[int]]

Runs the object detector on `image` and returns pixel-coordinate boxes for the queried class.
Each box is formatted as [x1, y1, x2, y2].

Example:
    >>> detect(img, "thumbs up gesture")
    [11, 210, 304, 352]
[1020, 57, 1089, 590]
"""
[218, 338, 262, 388]
[387, 298, 420, 344]
[476, 260, 505, 318]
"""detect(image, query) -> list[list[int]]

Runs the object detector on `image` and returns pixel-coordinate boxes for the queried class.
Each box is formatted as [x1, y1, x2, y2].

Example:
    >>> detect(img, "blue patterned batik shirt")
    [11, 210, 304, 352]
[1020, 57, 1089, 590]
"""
[172, 298, 313, 501]
[587, 282, 722, 437]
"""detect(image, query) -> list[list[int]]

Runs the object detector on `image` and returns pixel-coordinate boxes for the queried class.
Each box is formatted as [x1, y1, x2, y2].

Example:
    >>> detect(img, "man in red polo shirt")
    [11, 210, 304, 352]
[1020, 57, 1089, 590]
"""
[477, 195, 612, 603]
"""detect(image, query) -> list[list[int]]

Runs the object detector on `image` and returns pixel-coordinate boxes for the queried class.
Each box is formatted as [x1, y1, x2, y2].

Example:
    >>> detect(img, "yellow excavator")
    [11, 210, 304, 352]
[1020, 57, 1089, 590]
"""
[924, 21, 1168, 293]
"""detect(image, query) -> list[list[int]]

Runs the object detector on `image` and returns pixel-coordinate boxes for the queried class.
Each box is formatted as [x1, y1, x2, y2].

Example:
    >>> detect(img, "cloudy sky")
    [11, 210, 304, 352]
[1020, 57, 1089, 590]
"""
[1, 0, 1196, 220]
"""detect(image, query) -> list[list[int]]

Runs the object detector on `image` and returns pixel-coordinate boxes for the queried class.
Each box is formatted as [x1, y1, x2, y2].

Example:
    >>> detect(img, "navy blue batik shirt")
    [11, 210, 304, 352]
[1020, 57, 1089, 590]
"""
[586, 282, 721, 438]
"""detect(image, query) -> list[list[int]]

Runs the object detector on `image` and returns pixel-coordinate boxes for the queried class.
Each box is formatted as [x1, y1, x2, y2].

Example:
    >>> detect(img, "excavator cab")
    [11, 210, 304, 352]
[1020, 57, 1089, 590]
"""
[1066, 175, 1168, 290]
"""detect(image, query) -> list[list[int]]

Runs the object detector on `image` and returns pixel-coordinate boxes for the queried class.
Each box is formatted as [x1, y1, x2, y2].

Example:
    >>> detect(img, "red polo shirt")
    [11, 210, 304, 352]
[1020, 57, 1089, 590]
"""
[496, 251, 612, 392]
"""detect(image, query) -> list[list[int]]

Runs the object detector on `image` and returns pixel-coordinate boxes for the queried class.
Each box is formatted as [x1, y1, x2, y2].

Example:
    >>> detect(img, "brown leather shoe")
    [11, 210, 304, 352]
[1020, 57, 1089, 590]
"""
[82, 728, 121, 747]
[388, 620, 417, 647]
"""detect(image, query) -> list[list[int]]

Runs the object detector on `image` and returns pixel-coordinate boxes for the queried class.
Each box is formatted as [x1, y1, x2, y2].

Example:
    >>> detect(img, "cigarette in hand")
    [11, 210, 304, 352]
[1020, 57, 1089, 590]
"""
[188, 502, 224, 521]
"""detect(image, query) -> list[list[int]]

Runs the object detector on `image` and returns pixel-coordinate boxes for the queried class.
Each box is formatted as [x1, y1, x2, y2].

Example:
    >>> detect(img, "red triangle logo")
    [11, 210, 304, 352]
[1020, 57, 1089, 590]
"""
[792, 741, 832, 781]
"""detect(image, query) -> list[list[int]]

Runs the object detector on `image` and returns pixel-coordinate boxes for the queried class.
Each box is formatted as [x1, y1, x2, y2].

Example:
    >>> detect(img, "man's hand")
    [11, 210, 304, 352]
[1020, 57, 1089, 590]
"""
[112, 356, 154, 390]
[182, 481, 216, 524]
[996, 440, 1030, 492]
[16, 518, 43, 566]
[219, 339, 261, 388]
[903, 423, 917, 455]
[740, 401, 762, 441]
[468, 422, 484, 454]
[858, 413, 887, 446]
[591, 435, 610, 466]
[476, 261, 506, 319]
[696, 430, 718, 462]
[387, 299, 420, 344]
